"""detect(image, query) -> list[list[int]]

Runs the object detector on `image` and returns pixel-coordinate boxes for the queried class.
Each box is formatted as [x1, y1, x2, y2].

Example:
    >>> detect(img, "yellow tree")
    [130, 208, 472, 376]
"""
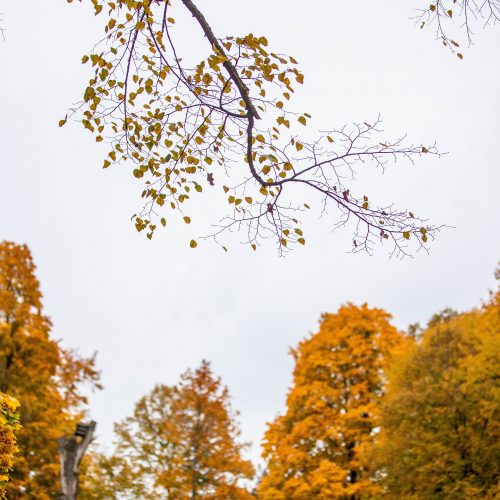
[64, 0, 440, 256]
[0, 241, 101, 499]
[374, 288, 500, 499]
[105, 360, 254, 499]
[259, 304, 401, 500]
[0, 392, 20, 498]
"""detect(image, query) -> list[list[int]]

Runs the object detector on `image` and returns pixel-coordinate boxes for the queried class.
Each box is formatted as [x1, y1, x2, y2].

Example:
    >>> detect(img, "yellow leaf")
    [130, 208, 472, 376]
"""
[183, 216, 191, 224]
[189, 239, 197, 248]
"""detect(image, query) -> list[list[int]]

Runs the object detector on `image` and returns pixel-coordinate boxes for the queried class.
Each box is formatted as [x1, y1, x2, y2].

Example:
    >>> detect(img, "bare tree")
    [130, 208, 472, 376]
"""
[65, 0, 442, 256]
[58, 421, 96, 500]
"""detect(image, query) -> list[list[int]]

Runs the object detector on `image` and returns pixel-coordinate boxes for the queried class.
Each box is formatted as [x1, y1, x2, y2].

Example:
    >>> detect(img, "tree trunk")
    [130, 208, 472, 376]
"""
[58, 421, 96, 500]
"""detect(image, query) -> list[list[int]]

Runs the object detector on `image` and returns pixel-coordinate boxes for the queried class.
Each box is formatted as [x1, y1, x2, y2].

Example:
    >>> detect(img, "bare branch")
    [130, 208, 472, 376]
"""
[417, 0, 500, 54]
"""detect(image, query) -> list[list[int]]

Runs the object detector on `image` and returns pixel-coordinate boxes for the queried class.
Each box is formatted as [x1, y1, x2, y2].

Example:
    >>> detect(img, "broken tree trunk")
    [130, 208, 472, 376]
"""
[58, 420, 96, 499]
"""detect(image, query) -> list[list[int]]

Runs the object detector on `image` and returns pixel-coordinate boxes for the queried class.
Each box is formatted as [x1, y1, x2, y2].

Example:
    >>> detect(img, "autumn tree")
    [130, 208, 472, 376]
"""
[78, 451, 126, 500]
[0, 241, 101, 499]
[64, 0, 440, 256]
[373, 288, 500, 499]
[96, 360, 254, 499]
[0, 392, 20, 498]
[259, 304, 402, 499]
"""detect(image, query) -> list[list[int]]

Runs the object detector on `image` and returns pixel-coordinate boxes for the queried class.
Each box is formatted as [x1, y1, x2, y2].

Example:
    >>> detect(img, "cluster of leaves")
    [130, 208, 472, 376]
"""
[80, 360, 254, 499]
[418, 0, 500, 56]
[65, 0, 440, 256]
[0, 392, 20, 498]
[259, 304, 402, 499]
[0, 242, 101, 499]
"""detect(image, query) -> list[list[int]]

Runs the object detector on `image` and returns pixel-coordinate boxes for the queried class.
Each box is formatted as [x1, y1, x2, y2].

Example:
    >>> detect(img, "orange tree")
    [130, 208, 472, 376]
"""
[0, 241, 101, 499]
[64, 0, 440, 256]
[374, 287, 500, 498]
[258, 304, 402, 499]
[99, 360, 254, 498]
[0, 392, 20, 498]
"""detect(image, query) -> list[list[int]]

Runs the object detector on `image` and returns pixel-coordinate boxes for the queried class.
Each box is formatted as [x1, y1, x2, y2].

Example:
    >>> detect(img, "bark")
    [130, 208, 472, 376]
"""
[58, 421, 96, 500]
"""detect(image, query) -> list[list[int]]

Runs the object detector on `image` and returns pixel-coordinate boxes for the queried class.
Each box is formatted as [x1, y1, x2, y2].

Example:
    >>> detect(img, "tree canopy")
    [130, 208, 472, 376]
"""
[374, 289, 500, 498]
[0, 241, 101, 499]
[86, 360, 254, 499]
[259, 304, 402, 499]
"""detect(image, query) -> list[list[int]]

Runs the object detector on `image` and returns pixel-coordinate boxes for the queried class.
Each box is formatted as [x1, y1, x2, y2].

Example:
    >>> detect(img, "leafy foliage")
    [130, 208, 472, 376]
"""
[374, 289, 500, 498]
[0, 392, 20, 498]
[65, 0, 440, 255]
[78, 450, 125, 500]
[87, 360, 254, 499]
[259, 304, 402, 499]
[0, 242, 101, 499]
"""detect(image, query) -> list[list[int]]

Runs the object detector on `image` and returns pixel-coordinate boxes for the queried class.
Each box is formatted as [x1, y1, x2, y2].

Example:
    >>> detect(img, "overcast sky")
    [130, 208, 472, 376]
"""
[1, 1, 499, 465]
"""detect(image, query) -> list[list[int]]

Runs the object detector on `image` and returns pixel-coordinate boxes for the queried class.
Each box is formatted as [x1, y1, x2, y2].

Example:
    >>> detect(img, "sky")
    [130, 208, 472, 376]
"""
[1, 0, 499, 466]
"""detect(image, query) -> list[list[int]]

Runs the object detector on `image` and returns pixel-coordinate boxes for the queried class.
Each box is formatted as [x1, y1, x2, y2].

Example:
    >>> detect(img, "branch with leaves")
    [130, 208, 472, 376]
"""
[65, 0, 441, 255]
[418, 0, 500, 56]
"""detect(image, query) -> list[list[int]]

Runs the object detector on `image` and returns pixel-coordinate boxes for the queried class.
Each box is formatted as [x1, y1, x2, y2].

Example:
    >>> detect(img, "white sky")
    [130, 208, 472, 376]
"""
[1, 1, 499, 466]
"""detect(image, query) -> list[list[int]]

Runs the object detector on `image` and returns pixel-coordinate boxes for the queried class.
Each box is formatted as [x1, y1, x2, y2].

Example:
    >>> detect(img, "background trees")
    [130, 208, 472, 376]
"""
[374, 288, 500, 499]
[91, 360, 254, 499]
[0, 239, 497, 499]
[259, 304, 402, 499]
[0, 241, 101, 499]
